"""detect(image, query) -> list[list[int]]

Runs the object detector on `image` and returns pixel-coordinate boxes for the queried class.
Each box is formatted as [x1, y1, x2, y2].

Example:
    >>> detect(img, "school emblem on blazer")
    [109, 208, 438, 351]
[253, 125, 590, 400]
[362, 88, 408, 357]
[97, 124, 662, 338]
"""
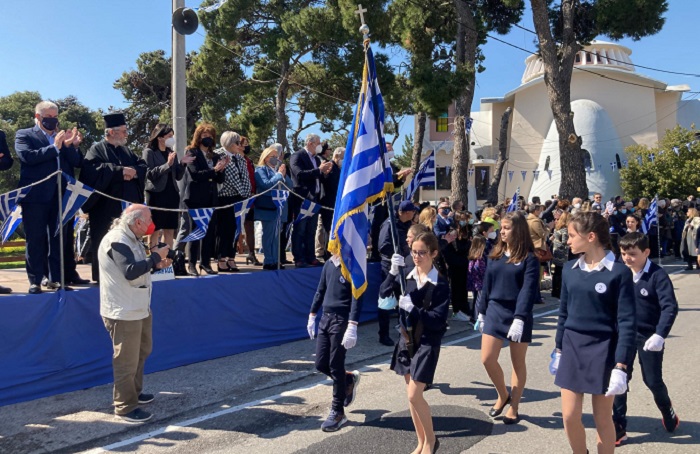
[339, 276, 346, 284]
[640, 288, 648, 296]
[595, 283, 607, 293]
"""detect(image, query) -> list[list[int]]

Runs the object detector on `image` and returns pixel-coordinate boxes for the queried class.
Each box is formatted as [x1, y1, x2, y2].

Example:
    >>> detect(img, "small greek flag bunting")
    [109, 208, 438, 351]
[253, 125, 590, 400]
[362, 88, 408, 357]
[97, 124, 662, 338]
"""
[686, 142, 693, 152]
[673, 146, 680, 156]
[182, 208, 214, 242]
[233, 198, 255, 243]
[507, 170, 514, 182]
[622, 160, 628, 168]
[480, 169, 486, 180]
[642, 196, 657, 234]
[0, 186, 32, 224]
[546, 169, 553, 180]
[468, 168, 474, 178]
[465, 117, 473, 134]
[533, 170, 540, 180]
[194, 0, 228, 12]
[637, 156, 643, 165]
[521, 170, 527, 181]
[293, 198, 321, 224]
[610, 162, 617, 171]
[649, 153, 655, 163]
[57, 175, 94, 234]
[271, 189, 289, 209]
[0, 205, 22, 244]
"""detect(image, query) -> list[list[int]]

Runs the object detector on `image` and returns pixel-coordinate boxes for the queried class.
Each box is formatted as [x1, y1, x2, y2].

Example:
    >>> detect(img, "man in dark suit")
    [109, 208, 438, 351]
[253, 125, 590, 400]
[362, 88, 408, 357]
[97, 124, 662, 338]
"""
[289, 133, 333, 267]
[0, 129, 14, 294]
[14, 101, 85, 294]
[79, 112, 147, 283]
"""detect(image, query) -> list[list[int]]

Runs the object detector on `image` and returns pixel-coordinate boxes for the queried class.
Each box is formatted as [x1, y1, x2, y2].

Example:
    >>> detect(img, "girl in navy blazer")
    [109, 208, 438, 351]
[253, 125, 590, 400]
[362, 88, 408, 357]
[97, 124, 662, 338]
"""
[550, 211, 636, 454]
[477, 211, 539, 424]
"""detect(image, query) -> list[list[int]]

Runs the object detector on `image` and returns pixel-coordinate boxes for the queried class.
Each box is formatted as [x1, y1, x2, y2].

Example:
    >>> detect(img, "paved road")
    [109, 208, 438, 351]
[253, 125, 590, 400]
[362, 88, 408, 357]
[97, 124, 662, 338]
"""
[1, 261, 697, 453]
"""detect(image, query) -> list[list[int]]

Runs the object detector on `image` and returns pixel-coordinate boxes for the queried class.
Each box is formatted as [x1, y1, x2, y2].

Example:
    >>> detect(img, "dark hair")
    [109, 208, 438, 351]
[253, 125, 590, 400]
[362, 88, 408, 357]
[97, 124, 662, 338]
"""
[468, 235, 486, 260]
[490, 211, 533, 264]
[412, 231, 440, 258]
[568, 211, 611, 249]
[190, 122, 217, 153]
[453, 210, 470, 239]
[626, 213, 641, 230]
[619, 231, 649, 251]
[477, 221, 492, 235]
[148, 123, 173, 151]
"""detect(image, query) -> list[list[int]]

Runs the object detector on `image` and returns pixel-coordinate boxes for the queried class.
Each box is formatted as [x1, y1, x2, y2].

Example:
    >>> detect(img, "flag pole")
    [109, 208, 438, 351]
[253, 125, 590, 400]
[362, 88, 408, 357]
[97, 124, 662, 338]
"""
[57, 163, 65, 290]
[656, 194, 661, 264]
[277, 182, 282, 271]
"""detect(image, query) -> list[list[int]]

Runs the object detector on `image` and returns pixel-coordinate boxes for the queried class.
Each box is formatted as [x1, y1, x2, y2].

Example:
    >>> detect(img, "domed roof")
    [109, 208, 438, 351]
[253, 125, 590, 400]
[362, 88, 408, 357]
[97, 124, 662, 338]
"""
[522, 40, 635, 84]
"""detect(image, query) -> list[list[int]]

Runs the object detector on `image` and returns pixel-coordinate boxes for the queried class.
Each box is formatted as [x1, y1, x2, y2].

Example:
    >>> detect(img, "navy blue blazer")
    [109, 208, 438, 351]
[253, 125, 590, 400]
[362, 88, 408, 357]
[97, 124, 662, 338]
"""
[14, 125, 82, 205]
[0, 130, 13, 171]
[289, 149, 323, 202]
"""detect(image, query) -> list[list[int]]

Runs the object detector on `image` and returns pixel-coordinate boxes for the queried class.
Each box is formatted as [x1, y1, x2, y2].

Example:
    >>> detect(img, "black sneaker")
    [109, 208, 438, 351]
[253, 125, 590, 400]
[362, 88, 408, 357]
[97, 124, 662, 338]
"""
[615, 424, 627, 446]
[117, 408, 153, 423]
[138, 393, 155, 404]
[344, 371, 360, 407]
[662, 407, 680, 433]
[321, 409, 347, 432]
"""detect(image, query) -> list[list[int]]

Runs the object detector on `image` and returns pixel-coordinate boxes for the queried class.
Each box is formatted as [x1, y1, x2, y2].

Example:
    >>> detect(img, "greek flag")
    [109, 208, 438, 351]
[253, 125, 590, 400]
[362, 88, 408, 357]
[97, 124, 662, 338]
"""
[0, 186, 32, 224]
[271, 189, 289, 210]
[328, 45, 391, 298]
[641, 196, 657, 234]
[233, 198, 255, 243]
[403, 151, 435, 201]
[506, 188, 520, 213]
[182, 208, 214, 242]
[293, 199, 321, 224]
[0, 205, 22, 244]
[57, 175, 94, 234]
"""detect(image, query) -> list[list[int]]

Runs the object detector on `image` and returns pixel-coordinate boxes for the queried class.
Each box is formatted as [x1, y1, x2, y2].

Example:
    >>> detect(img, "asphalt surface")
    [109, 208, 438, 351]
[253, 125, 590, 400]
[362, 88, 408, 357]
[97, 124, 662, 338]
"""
[0, 260, 698, 453]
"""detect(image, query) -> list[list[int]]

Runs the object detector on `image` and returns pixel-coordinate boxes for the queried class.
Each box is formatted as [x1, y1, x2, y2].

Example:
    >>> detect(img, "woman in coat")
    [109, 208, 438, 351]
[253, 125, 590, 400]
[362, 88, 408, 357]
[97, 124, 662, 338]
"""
[254, 145, 293, 270]
[681, 207, 700, 270]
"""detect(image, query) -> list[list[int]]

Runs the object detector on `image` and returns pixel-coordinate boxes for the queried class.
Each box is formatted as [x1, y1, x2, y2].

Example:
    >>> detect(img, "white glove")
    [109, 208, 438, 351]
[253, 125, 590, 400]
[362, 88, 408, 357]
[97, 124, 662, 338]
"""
[390, 253, 405, 276]
[398, 294, 415, 312]
[643, 333, 665, 352]
[605, 369, 628, 396]
[507, 318, 525, 343]
[549, 349, 561, 376]
[474, 313, 484, 333]
[307, 314, 316, 340]
[341, 323, 358, 349]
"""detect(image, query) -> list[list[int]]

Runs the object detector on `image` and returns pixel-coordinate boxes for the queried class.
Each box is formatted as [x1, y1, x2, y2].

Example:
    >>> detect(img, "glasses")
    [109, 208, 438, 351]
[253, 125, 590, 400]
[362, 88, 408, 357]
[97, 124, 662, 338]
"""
[410, 250, 430, 258]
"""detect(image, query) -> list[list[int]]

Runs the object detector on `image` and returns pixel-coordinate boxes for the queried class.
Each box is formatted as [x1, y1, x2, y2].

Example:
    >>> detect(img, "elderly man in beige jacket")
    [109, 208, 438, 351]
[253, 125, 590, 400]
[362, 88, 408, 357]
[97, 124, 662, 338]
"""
[99, 204, 171, 423]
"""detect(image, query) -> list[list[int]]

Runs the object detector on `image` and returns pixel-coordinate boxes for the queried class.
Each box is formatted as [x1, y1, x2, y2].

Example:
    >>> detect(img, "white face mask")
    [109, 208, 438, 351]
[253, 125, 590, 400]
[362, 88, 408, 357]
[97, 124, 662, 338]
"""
[574, 203, 581, 209]
[164, 137, 175, 149]
[315, 145, 323, 154]
[386, 151, 395, 160]
[487, 231, 497, 240]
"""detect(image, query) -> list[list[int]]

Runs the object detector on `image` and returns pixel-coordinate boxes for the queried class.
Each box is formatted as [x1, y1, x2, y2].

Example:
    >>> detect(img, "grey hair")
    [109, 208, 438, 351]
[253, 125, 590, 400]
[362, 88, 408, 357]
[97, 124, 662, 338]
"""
[271, 143, 284, 154]
[35, 101, 58, 115]
[305, 133, 320, 145]
[220, 131, 241, 149]
[332, 147, 344, 159]
[110, 207, 146, 230]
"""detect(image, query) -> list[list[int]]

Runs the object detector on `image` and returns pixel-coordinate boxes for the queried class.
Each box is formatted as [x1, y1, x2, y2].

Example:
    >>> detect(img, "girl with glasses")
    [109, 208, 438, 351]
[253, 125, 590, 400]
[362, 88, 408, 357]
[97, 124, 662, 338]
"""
[380, 231, 449, 454]
[476, 211, 539, 425]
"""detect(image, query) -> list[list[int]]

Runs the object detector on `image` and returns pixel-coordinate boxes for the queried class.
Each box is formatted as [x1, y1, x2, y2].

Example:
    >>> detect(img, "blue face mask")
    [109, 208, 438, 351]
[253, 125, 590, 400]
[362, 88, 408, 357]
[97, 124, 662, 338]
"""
[459, 220, 467, 227]
[621, 209, 627, 214]
[468, 219, 475, 225]
[630, 208, 635, 212]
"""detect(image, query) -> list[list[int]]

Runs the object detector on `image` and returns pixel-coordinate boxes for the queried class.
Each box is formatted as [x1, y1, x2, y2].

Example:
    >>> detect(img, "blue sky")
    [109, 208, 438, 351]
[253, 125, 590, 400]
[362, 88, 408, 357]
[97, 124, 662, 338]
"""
[1, 1, 698, 150]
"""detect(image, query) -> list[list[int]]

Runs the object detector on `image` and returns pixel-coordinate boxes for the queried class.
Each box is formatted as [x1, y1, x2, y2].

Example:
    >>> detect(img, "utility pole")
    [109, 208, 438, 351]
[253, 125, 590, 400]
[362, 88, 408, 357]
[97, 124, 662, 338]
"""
[172, 0, 187, 157]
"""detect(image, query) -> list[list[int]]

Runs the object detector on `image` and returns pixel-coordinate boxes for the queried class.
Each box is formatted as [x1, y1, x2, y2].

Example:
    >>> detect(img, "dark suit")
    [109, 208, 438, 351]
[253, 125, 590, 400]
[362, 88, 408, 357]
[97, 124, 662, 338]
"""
[289, 149, 323, 264]
[0, 130, 14, 171]
[14, 125, 83, 285]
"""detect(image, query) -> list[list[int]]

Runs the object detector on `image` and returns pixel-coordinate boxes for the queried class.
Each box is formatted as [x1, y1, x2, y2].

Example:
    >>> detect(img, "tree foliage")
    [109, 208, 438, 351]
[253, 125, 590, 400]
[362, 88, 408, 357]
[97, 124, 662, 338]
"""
[620, 126, 700, 200]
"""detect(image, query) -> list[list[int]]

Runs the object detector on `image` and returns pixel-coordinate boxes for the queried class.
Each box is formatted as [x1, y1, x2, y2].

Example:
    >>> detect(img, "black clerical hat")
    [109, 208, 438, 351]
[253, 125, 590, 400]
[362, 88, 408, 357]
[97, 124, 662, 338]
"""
[103, 112, 126, 128]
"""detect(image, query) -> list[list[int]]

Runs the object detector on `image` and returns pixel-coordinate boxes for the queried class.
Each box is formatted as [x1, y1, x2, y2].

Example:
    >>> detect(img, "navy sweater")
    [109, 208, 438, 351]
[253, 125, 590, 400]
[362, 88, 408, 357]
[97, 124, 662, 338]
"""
[310, 260, 362, 322]
[478, 252, 540, 320]
[557, 258, 637, 365]
[634, 261, 678, 338]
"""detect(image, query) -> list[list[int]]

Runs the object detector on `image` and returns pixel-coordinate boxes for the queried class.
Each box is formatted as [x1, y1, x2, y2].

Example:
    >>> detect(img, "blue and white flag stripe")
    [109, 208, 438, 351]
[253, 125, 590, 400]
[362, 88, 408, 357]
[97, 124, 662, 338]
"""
[329, 45, 390, 298]
[57, 175, 94, 234]
[294, 198, 321, 224]
[403, 151, 435, 201]
[182, 208, 214, 242]
[642, 196, 657, 234]
[0, 186, 31, 223]
[506, 188, 520, 213]
[0, 205, 22, 244]
[234, 198, 255, 243]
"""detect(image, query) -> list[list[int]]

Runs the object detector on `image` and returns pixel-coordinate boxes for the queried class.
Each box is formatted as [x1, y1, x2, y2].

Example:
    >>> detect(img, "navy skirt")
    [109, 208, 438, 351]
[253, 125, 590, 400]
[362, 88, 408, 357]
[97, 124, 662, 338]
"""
[555, 329, 615, 395]
[483, 300, 534, 343]
[390, 335, 441, 384]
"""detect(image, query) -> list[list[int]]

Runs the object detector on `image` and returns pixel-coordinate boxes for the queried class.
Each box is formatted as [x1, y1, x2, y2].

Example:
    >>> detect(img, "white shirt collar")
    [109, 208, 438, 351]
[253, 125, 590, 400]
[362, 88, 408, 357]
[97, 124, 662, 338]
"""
[572, 251, 616, 272]
[406, 266, 439, 289]
[632, 259, 652, 283]
[330, 255, 341, 267]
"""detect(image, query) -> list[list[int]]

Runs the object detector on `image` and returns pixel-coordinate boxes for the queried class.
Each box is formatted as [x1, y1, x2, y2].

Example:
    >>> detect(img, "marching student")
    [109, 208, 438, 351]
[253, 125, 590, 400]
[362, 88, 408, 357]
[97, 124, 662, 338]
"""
[550, 211, 636, 454]
[613, 232, 679, 444]
[467, 234, 488, 323]
[307, 253, 363, 432]
[476, 211, 539, 425]
[381, 231, 449, 454]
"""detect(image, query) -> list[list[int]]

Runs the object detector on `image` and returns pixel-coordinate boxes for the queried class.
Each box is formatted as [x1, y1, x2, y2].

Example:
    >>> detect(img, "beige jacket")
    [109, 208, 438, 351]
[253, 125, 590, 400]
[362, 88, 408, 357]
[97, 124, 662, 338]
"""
[527, 213, 549, 250]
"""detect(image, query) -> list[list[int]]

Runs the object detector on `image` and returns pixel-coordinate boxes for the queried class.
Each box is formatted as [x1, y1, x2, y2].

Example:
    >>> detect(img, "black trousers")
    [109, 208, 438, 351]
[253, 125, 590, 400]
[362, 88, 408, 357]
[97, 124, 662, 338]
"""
[216, 197, 241, 259]
[291, 213, 318, 264]
[613, 334, 673, 430]
[22, 202, 62, 286]
[551, 264, 563, 299]
[315, 313, 349, 412]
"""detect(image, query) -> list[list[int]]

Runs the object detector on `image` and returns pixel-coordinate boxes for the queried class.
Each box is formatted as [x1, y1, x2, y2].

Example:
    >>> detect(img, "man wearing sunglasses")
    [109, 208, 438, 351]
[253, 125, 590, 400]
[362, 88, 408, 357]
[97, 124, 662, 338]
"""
[433, 201, 455, 244]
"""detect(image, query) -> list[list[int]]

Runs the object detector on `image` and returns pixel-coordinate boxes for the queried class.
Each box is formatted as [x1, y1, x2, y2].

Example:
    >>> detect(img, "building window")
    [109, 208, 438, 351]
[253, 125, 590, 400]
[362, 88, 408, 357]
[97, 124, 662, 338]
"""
[585, 52, 592, 63]
[575, 53, 581, 64]
[582, 149, 593, 169]
[436, 113, 448, 132]
[544, 156, 551, 171]
[475, 166, 489, 200]
[434, 167, 451, 190]
[616, 153, 622, 170]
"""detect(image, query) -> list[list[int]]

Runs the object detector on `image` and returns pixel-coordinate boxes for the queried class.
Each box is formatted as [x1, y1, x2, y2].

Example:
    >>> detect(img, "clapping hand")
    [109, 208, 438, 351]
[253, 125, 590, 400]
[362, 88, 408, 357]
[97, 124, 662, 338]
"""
[180, 153, 195, 165]
[320, 161, 333, 174]
[63, 127, 82, 147]
[167, 151, 177, 166]
[53, 130, 66, 149]
[278, 163, 286, 177]
[123, 167, 137, 181]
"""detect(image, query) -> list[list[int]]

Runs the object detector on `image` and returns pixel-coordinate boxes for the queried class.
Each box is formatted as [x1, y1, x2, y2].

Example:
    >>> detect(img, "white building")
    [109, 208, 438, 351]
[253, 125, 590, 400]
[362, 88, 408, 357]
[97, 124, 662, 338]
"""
[419, 40, 700, 210]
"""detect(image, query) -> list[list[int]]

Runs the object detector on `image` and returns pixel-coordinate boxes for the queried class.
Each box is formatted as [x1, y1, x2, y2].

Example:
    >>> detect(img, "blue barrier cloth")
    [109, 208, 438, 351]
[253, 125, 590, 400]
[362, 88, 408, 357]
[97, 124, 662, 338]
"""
[0, 264, 381, 406]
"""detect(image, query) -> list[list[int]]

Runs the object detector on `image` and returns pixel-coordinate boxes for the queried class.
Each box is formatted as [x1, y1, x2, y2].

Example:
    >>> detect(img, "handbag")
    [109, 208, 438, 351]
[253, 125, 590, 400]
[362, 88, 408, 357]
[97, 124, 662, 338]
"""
[534, 245, 553, 263]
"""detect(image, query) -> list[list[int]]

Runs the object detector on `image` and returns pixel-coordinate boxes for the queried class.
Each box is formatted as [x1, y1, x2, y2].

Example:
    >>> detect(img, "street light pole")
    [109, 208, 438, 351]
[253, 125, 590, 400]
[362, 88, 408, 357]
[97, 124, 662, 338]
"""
[172, 0, 187, 158]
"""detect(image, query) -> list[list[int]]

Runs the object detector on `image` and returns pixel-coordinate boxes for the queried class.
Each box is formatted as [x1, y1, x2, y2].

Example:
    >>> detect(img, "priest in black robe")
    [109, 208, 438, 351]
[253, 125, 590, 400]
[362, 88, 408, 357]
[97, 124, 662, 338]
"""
[79, 113, 147, 282]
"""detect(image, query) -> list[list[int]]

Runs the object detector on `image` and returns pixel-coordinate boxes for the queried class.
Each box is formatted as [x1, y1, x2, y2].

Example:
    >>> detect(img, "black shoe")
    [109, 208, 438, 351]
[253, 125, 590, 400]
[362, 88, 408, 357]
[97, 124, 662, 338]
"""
[615, 424, 627, 446]
[0, 285, 11, 294]
[502, 412, 520, 425]
[28, 285, 42, 294]
[138, 393, 155, 404]
[198, 264, 218, 275]
[489, 395, 511, 417]
[116, 408, 153, 423]
[344, 371, 360, 407]
[46, 282, 74, 291]
[67, 276, 90, 285]
[379, 336, 394, 347]
[685, 265, 693, 271]
[320, 409, 347, 432]
[432, 437, 440, 454]
[187, 263, 198, 276]
[662, 407, 680, 433]
[281, 258, 292, 265]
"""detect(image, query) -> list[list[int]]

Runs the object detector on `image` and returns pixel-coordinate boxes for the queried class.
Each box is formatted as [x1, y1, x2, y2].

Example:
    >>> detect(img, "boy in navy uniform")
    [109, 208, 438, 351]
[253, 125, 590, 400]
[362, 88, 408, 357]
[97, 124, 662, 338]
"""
[615, 232, 680, 444]
[307, 253, 363, 432]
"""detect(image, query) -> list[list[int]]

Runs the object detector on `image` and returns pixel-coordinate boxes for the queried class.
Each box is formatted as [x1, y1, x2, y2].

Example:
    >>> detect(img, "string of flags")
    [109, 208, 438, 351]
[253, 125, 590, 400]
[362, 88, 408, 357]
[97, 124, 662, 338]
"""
[194, 0, 228, 13]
